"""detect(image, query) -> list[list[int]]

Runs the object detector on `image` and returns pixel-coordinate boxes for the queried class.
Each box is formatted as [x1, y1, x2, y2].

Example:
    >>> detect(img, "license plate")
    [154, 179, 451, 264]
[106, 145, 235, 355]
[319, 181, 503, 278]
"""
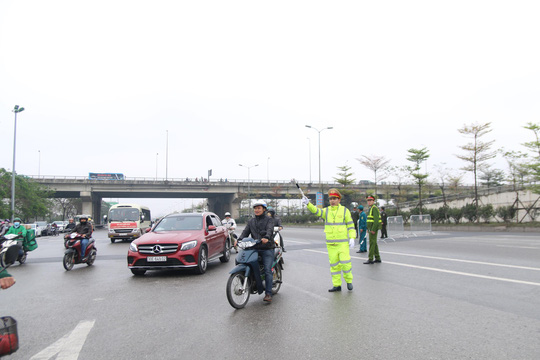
[147, 256, 167, 262]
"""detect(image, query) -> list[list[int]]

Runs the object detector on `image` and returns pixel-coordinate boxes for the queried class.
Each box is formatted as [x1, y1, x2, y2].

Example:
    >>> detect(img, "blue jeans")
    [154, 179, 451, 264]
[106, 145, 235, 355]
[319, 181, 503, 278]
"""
[258, 249, 274, 296]
[81, 238, 89, 258]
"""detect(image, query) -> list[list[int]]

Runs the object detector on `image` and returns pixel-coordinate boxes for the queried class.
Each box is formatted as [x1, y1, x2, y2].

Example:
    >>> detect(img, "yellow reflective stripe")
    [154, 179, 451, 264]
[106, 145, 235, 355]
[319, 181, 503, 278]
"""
[331, 271, 341, 276]
[342, 268, 352, 274]
[326, 222, 346, 226]
[326, 239, 349, 243]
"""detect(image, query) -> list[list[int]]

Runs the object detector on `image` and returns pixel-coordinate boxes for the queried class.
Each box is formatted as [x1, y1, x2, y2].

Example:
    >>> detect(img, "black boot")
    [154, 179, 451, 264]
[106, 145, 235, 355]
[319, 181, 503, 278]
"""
[328, 286, 341, 292]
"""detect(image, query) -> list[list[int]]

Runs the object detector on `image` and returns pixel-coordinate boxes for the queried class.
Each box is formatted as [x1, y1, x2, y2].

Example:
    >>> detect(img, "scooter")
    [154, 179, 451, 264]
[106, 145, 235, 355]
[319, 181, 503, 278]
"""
[227, 229, 238, 253]
[0, 234, 27, 265]
[0, 240, 21, 356]
[226, 239, 284, 309]
[63, 233, 97, 271]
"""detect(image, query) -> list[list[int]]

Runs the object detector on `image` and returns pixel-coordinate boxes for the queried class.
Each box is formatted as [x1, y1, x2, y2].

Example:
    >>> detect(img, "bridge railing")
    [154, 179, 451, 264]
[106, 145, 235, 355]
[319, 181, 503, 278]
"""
[27, 175, 345, 187]
[397, 184, 531, 209]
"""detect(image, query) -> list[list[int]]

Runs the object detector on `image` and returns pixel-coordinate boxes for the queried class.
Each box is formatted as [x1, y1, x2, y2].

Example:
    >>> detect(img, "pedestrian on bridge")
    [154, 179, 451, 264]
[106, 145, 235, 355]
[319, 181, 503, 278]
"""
[302, 188, 356, 292]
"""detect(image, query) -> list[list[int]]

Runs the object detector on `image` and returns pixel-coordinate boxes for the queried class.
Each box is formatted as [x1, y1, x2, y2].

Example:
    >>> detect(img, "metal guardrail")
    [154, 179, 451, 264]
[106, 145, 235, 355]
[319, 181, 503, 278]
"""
[398, 184, 534, 209]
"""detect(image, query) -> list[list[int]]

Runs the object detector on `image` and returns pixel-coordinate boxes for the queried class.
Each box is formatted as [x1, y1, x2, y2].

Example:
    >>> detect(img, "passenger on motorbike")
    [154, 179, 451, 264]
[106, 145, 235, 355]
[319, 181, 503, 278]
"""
[222, 212, 238, 252]
[267, 207, 285, 252]
[65, 218, 76, 232]
[236, 200, 275, 303]
[66, 216, 93, 260]
[4, 218, 26, 257]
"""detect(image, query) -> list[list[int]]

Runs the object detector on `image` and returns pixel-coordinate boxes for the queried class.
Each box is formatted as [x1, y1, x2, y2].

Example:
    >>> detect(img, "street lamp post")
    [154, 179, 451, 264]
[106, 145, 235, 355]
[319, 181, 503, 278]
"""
[11, 105, 25, 220]
[239, 163, 259, 209]
[305, 125, 333, 193]
[38, 150, 41, 177]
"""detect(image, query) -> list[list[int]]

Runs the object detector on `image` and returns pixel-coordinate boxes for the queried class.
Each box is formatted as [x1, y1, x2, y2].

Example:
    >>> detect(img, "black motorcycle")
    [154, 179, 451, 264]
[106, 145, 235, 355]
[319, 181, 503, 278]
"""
[226, 239, 284, 309]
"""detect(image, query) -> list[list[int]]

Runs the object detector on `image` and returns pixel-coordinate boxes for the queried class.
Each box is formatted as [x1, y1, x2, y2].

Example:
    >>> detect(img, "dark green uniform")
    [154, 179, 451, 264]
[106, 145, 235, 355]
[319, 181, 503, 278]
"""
[367, 204, 382, 261]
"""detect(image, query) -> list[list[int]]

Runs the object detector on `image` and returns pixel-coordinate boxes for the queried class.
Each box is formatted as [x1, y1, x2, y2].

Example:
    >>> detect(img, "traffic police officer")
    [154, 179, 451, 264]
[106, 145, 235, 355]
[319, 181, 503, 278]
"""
[364, 195, 382, 264]
[302, 188, 356, 292]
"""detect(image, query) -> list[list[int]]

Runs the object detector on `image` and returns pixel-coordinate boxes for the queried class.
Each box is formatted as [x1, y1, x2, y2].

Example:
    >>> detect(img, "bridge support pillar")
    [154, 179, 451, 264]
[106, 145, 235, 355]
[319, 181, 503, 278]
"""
[81, 192, 93, 217]
[92, 195, 102, 225]
[207, 193, 239, 219]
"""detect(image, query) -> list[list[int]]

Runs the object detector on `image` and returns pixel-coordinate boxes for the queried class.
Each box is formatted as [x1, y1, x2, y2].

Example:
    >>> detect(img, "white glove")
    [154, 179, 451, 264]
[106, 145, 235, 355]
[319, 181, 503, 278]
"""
[301, 196, 310, 206]
[349, 238, 355, 248]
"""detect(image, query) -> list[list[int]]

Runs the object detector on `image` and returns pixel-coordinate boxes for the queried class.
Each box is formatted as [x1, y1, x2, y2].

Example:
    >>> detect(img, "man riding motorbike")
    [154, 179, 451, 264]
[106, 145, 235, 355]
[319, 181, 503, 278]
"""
[236, 200, 275, 303]
[4, 218, 27, 258]
[65, 215, 93, 260]
[222, 212, 238, 252]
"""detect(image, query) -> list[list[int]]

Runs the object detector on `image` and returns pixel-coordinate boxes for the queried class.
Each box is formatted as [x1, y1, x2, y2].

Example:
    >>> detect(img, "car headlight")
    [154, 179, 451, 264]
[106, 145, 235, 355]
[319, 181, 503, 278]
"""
[129, 243, 138, 252]
[180, 240, 197, 251]
[108, 229, 114, 233]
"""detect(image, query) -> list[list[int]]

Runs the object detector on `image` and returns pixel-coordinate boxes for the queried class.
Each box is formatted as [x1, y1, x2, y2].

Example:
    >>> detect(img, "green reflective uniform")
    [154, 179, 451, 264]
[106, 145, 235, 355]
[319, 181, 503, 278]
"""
[367, 204, 382, 261]
[307, 202, 357, 286]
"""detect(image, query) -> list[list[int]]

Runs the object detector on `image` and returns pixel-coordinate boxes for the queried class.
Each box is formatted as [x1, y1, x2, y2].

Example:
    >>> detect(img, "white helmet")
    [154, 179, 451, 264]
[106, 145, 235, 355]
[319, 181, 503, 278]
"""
[252, 200, 267, 208]
[224, 212, 231, 217]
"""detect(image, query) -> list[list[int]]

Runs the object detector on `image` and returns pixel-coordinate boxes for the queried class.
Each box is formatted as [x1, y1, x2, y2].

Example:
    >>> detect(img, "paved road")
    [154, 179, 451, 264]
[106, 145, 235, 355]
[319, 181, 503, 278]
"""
[2, 228, 539, 359]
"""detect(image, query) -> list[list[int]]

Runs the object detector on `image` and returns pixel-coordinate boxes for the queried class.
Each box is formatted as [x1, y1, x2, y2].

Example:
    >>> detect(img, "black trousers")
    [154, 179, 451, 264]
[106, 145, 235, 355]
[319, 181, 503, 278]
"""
[381, 224, 387, 238]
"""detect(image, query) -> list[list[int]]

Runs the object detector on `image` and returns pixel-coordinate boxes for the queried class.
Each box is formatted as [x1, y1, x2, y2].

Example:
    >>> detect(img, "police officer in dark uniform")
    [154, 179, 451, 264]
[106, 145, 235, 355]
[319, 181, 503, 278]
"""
[380, 206, 388, 239]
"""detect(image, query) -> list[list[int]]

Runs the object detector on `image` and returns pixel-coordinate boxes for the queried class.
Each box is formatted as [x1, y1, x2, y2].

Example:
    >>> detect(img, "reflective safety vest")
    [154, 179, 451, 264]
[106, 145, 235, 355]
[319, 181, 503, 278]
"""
[367, 205, 382, 232]
[307, 203, 356, 243]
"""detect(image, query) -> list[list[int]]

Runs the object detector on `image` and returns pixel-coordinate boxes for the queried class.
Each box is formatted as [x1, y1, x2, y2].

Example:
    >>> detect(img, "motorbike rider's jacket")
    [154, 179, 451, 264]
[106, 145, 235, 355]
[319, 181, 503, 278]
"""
[222, 218, 237, 231]
[238, 211, 275, 249]
[72, 222, 93, 237]
[5, 225, 27, 240]
[0, 268, 11, 279]
[65, 223, 76, 232]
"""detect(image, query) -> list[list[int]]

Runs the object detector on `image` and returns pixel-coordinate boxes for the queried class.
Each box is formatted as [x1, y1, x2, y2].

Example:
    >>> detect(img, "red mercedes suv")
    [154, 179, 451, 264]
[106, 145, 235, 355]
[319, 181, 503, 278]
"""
[127, 212, 230, 276]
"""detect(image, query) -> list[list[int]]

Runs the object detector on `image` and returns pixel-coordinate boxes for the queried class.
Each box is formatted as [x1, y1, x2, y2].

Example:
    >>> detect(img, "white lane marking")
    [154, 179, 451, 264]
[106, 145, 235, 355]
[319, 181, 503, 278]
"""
[289, 286, 330, 302]
[304, 249, 540, 287]
[30, 320, 95, 360]
[379, 250, 540, 271]
[496, 245, 540, 250]
[284, 239, 310, 244]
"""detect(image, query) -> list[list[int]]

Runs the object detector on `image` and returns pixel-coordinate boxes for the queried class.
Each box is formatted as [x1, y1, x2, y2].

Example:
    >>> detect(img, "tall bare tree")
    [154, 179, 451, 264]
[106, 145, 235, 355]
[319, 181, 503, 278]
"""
[356, 155, 390, 197]
[456, 122, 496, 221]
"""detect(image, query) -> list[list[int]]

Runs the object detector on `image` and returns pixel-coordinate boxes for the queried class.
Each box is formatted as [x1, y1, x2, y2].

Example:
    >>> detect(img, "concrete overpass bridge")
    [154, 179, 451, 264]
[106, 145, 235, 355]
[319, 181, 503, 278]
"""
[31, 176, 375, 223]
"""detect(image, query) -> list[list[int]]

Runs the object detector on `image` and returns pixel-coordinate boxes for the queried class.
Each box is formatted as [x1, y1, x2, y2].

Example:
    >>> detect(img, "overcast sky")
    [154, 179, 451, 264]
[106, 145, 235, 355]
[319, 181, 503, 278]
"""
[1, 1, 539, 215]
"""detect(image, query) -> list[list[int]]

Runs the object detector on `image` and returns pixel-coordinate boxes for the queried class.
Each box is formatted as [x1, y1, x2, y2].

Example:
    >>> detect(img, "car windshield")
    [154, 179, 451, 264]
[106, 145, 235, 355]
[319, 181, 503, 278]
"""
[109, 208, 140, 222]
[36, 222, 47, 226]
[54, 221, 63, 225]
[154, 216, 202, 231]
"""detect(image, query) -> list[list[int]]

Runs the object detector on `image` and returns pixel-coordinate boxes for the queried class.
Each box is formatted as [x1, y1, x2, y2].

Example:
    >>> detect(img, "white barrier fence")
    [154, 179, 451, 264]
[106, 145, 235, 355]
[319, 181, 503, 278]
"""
[409, 214, 433, 235]
[386, 216, 405, 241]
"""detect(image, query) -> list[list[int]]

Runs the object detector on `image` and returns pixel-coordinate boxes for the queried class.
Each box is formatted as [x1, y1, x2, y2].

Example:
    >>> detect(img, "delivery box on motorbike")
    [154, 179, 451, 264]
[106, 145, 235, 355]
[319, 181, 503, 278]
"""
[23, 228, 38, 252]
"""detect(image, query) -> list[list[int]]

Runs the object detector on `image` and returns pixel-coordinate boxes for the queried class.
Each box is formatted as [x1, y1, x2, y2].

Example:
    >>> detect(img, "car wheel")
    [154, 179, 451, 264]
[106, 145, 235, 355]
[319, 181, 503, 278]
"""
[130, 269, 146, 276]
[196, 245, 208, 274]
[110, 238, 116, 243]
[219, 239, 231, 263]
